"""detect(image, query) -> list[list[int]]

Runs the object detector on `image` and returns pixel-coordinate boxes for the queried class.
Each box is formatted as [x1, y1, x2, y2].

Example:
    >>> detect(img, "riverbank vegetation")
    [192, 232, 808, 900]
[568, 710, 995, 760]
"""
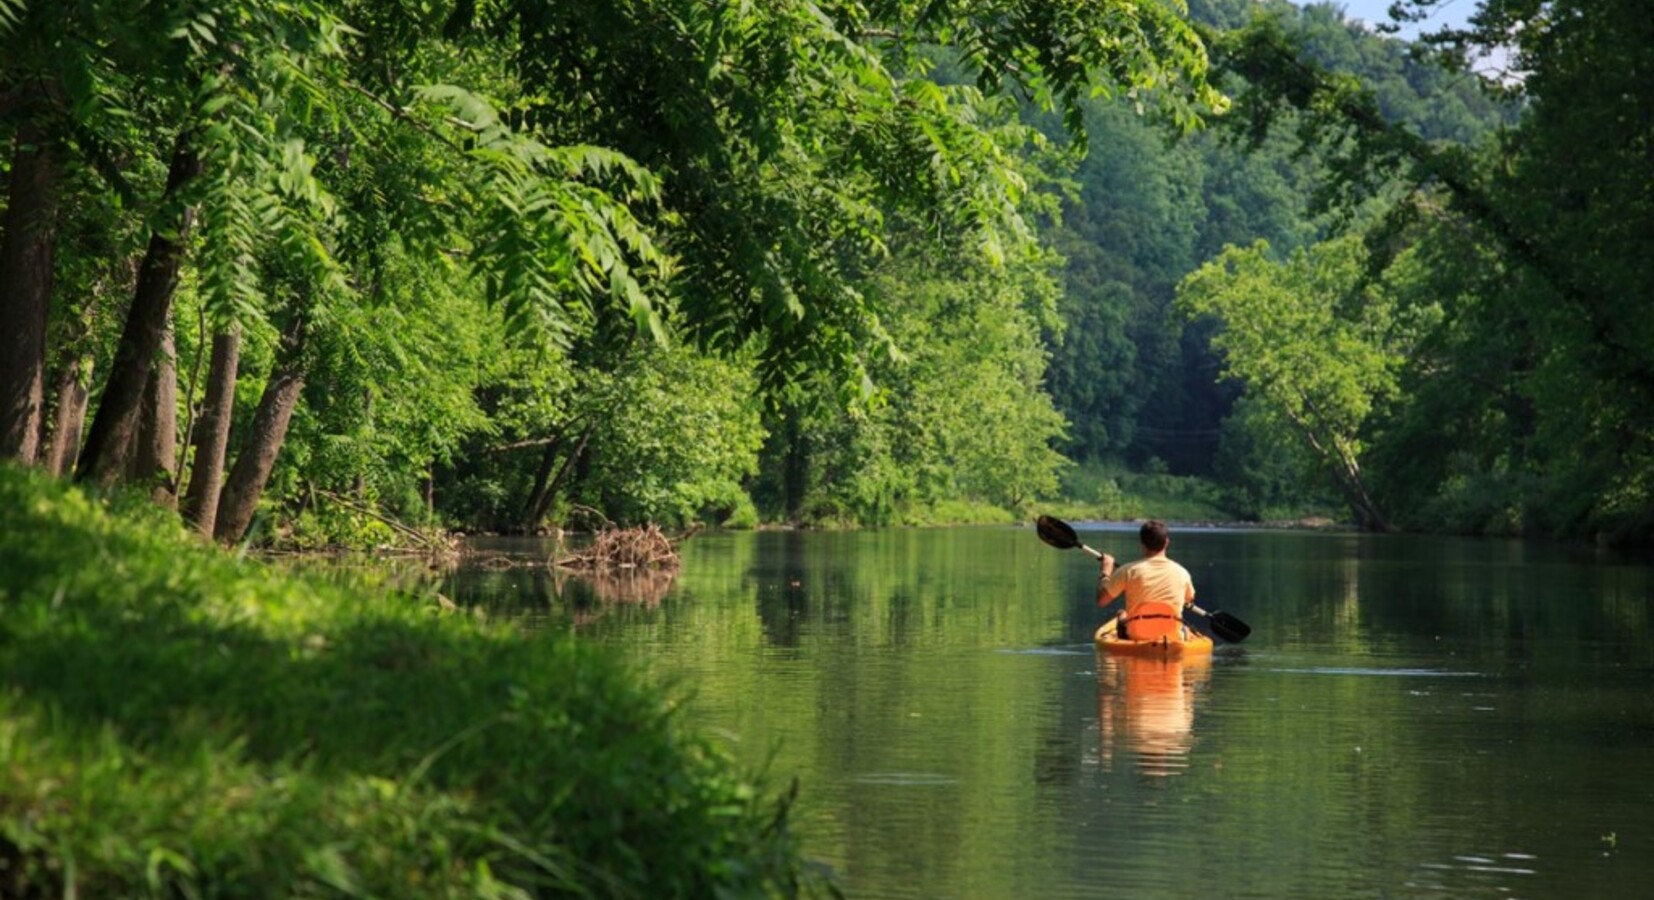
[0, 464, 822, 896]
[0, 0, 1218, 545]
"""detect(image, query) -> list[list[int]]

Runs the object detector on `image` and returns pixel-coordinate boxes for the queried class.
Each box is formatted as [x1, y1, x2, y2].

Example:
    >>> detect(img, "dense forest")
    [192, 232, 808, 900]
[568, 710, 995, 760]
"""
[2, 0, 1650, 545]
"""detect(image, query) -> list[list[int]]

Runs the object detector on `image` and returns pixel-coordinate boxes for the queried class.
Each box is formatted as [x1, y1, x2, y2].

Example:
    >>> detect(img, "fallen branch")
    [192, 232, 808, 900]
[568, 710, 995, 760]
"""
[315, 489, 453, 553]
[555, 523, 689, 571]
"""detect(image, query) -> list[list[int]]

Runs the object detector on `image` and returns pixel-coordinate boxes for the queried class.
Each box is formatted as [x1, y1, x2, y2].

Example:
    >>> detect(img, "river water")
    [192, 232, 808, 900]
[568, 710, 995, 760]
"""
[442, 523, 1654, 898]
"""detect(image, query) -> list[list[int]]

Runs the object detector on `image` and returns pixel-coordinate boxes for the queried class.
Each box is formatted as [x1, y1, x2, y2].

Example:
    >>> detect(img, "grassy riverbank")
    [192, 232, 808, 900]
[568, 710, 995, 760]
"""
[0, 465, 822, 897]
[1041, 463, 1234, 524]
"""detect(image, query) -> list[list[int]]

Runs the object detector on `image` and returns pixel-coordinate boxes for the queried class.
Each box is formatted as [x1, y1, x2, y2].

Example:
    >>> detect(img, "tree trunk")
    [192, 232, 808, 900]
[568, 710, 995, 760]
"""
[76, 139, 201, 485]
[214, 317, 307, 543]
[42, 356, 93, 476]
[529, 423, 595, 529]
[1284, 399, 1391, 532]
[782, 401, 808, 524]
[0, 122, 58, 464]
[521, 433, 565, 527]
[39, 287, 107, 476]
[181, 326, 240, 536]
[131, 321, 179, 505]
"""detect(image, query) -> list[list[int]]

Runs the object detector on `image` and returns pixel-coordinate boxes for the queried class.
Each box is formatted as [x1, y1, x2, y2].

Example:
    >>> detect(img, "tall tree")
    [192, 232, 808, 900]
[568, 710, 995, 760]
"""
[1177, 237, 1431, 530]
[131, 321, 179, 504]
[75, 140, 201, 484]
[215, 313, 308, 543]
[180, 327, 239, 535]
[0, 120, 56, 463]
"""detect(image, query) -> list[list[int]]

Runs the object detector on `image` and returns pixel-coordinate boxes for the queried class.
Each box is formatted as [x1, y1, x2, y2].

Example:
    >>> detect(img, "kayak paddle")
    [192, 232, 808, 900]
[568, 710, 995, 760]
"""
[1035, 514, 1252, 644]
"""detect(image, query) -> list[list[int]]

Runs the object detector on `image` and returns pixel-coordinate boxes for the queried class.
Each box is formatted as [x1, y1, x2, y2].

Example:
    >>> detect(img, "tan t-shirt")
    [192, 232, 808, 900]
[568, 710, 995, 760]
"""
[1101, 555, 1195, 614]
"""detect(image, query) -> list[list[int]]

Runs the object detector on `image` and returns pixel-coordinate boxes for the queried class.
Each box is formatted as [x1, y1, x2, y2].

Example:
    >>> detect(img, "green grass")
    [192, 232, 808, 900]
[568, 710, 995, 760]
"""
[0, 465, 825, 898]
[900, 499, 1019, 527]
[1046, 461, 1234, 523]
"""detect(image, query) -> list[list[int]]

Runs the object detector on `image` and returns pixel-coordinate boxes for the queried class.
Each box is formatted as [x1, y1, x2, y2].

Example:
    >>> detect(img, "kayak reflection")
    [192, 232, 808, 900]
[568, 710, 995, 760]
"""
[1096, 653, 1212, 779]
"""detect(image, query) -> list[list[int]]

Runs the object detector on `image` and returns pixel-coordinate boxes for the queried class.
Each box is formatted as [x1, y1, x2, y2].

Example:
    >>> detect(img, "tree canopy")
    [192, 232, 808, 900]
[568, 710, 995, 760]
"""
[0, 0, 1223, 537]
[4, 0, 1650, 543]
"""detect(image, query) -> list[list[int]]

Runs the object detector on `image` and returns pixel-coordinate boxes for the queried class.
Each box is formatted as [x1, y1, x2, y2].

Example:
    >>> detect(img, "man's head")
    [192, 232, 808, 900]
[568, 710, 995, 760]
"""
[1139, 519, 1170, 554]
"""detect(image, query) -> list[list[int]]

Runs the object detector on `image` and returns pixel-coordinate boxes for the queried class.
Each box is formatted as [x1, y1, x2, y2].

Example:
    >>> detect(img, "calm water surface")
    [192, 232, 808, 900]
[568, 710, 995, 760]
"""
[444, 525, 1654, 898]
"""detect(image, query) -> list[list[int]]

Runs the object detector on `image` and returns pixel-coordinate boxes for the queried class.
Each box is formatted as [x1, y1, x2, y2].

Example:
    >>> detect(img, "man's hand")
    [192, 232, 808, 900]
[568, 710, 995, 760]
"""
[1099, 552, 1116, 579]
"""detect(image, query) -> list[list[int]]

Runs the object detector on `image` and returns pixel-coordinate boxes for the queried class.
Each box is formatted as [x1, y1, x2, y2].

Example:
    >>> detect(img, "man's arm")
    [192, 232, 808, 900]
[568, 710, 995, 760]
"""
[1097, 553, 1118, 606]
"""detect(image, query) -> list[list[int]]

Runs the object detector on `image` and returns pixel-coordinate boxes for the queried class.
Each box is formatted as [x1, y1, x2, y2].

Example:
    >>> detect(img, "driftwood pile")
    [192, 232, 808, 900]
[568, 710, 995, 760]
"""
[555, 524, 688, 571]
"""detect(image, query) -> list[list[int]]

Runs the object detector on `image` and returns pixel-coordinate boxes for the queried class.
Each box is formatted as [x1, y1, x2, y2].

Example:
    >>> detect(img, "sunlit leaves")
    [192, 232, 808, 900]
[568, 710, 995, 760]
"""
[1177, 236, 1419, 526]
[777, 250, 1070, 521]
[474, 0, 1223, 389]
[417, 85, 673, 349]
[577, 348, 767, 525]
[857, 0, 1227, 141]
[185, 4, 351, 325]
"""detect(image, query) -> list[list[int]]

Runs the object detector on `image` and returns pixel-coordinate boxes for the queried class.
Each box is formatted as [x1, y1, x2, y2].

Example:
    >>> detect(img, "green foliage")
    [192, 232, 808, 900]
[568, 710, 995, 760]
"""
[1040, 0, 1511, 481]
[574, 348, 768, 528]
[850, 0, 1227, 138]
[3, 0, 1246, 540]
[1212, 394, 1336, 520]
[910, 498, 1021, 526]
[1177, 235, 1433, 528]
[434, 341, 765, 532]
[421, 85, 672, 349]
[273, 243, 493, 532]
[1200, 0, 1654, 542]
[439, 0, 1221, 393]
[754, 251, 1071, 525]
[0, 464, 823, 897]
[718, 489, 761, 530]
[1049, 458, 1231, 522]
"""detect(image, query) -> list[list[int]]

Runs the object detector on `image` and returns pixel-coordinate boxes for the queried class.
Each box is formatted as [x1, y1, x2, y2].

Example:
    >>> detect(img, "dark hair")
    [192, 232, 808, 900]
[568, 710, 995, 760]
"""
[1139, 520, 1169, 553]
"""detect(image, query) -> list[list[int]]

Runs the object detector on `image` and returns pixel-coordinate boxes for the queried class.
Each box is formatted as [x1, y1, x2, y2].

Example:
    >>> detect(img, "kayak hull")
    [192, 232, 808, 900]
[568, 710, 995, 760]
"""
[1094, 624, 1215, 658]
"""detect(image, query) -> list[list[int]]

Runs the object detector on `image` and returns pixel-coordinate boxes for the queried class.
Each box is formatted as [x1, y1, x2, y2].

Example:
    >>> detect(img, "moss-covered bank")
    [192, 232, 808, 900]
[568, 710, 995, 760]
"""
[0, 465, 824, 897]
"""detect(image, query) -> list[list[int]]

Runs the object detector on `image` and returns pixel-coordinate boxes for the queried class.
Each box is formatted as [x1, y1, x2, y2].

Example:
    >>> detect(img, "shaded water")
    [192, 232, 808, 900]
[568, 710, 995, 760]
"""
[444, 525, 1654, 898]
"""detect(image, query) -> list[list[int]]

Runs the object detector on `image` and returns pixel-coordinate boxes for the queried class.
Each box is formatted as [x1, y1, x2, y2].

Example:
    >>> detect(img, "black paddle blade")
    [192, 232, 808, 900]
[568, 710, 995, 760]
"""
[1036, 515, 1080, 550]
[1206, 610, 1251, 643]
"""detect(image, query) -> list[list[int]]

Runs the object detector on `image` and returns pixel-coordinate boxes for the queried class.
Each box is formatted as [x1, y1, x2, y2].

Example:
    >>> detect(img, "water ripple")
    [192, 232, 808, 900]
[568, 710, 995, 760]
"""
[851, 772, 959, 787]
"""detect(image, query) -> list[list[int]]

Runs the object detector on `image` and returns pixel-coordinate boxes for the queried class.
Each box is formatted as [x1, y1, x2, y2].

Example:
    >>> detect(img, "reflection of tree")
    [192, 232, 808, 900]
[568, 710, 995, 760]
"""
[756, 580, 808, 648]
[1096, 654, 1211, 779]
[754, 530, 811, 649]
[565, 566, 675, 606]
[542, 567, 674, 631]
[430, 535, 680, 629]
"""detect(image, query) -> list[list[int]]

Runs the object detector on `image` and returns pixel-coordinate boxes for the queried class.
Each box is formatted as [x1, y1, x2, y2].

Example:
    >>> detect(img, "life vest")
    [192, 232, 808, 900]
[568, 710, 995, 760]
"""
[1122, 601, 1181, 640]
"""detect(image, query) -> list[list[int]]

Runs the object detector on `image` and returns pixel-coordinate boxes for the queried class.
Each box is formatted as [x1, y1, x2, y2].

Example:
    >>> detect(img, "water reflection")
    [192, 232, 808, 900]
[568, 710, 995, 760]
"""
[440, 541, 677, 627]
[1096, 653, 1211, 779]
[414, 527, 1654, 899]
[570, 566, 676, 606]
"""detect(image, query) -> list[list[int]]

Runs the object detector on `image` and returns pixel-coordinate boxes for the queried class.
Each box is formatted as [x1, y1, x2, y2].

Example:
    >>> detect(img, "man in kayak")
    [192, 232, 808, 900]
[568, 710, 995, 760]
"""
[1096, 520, 1196, 638]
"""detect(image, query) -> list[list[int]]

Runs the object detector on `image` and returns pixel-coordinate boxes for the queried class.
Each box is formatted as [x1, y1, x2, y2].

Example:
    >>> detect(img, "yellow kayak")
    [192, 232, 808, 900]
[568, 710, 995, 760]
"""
[1094, 623, 1214, 658]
